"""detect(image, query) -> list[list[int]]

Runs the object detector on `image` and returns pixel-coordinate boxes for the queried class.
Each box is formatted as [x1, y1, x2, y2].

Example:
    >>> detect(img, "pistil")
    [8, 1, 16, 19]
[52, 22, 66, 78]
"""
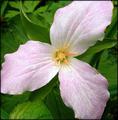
[53, 47, 75, 65]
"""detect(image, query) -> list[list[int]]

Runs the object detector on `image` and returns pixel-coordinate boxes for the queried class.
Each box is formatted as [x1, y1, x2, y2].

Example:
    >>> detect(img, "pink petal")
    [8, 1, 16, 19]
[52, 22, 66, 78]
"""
[1, 41, 59, 95]
[50, 1, 113, 55]
[59, 58, 109, 119]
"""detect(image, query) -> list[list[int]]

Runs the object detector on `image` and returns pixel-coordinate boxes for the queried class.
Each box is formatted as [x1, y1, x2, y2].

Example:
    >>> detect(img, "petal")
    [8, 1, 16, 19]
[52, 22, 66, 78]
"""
[1, 41, 59, 95]
[59, 58, 109, 119]
[50, 1, 113, 55]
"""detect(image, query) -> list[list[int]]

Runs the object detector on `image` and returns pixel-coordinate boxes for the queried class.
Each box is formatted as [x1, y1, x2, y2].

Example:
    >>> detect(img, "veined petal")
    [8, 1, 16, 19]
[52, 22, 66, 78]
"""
[50, 1, 113, 55]
[59, 58, 109, 119]
[1, 41, 59, 95]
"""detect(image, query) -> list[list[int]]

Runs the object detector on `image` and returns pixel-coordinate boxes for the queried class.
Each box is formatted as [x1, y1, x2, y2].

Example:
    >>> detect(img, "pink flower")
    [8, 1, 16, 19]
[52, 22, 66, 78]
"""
[1, 1, 113, 119]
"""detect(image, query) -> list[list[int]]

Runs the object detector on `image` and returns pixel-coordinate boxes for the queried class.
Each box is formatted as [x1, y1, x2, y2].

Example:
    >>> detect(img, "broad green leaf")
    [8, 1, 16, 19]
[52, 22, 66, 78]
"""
[1, 108, 9, 119]
[10, 100, 53, 119]
[23, 1, 40, 13]
[34, 5, 48, 13]
[47, 1, 71, 14]
[1, 1, 8, 16]
[34, 1, 71, 27]
[102, 96, 117, 120]
[113, 1, 118, 6]
[5, 10, 19, 19]
[110, 85, 117, 98]
[9, 1, 20, 9]
[46, 90, 74, 119]
[28, 13, 50, 29]
[30, 76, 58, 101]
[34, 12, 53, 27]
[98, 50, 117, 96]
[1, 92, 30, 113]
[78, 40, 117, 60]
[9, 1, 40, 13]
[1, 15, 28, 64]
[1, 31, 18, 64]
[20, 4, 50, 43]
[10, 15, 28, 44]
[105, 7, 117, 38]
[89, 51, 103, 68]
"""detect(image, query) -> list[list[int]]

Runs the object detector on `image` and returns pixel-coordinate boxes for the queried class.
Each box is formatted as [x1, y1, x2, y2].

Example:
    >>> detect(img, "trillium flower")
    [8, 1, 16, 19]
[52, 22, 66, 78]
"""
[1, 1, 113, 119]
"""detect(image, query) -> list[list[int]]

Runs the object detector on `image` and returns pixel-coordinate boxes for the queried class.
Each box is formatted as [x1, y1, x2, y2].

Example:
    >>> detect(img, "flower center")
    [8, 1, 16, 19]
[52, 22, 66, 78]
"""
[53, 47, 76, 65]
[54, 50, 68, 64]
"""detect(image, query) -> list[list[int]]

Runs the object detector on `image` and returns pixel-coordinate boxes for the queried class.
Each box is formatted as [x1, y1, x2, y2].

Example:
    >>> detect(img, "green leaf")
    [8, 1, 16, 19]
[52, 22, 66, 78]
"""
[23, 1, 40, 13]
[78, 40, 117, 60]
[9, 1, 40, 13]
[1, 0, 8, 16]
[1, 31, 18, 64]
[102, 96, 117, 120]
[1, 92, 30, 113]
[109, 84, 117, 97]
[1, 108, 9, 119]
[47, 1, 71, 13]
[46, 90, 74, 119]
[34, 5, 48, 13]
[113, 1, 118, 6]
[30, 76, 58, 101]
[10, 100, 53, 119]
[98, 50, 117, 96]
[20, 3, 50, 43]
[27, 13, 50, 29]
[89, 51, 103, 68]
[9, 1, 20, 10]
[1, 15, 28, 64]
[5, 10, 19, 19]
[105, 7, 117, 38]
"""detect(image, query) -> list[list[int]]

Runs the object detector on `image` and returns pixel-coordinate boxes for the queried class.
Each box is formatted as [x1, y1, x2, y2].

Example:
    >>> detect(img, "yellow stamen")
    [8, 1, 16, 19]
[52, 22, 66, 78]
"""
[53, 46, 76, 65]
